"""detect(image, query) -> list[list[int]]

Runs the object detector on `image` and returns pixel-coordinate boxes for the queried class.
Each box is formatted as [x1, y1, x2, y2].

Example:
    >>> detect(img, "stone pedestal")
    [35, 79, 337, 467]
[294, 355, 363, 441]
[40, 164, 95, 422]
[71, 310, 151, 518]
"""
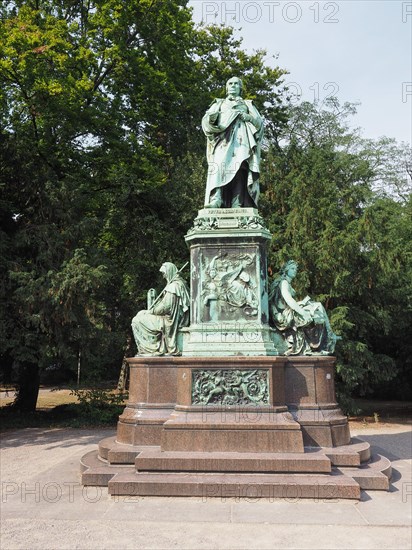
[80, 208, 391, 499]
[284, 356, 350, 447]
[81, 355, 391, 499]
[182, 208, 279, 356]
[116, 357, 177, 446]
[161, 357, 303, 453]
[116, 356, 349, 452]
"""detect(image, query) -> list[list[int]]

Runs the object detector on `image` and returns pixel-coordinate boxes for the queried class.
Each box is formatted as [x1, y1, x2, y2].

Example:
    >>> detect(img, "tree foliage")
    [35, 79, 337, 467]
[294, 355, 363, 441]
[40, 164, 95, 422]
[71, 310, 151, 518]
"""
[1, 3, 410, 413]
[0, 2, 286, 408]
[260, 100, 412, 408]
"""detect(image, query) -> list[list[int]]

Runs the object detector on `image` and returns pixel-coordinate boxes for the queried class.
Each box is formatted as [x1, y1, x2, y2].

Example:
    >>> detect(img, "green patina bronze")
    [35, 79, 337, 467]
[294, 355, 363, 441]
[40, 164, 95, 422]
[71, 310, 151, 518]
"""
[131, 83, 340, 360]
[202, 251, 259, 322]
[269, 260, 341, 356]
[192, 369, 269, 405]
[187, 210, 267, 234]
[202, 77, 264, 209]
[131, 262, 190, 356]
[182, 208, 278, 356]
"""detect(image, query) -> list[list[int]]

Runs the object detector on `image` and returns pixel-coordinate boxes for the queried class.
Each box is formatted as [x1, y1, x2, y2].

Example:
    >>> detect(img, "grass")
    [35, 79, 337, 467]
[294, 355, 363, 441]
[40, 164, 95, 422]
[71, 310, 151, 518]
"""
[1, 389, 411, 432]
[0, 389, 78, 409]
[0, 387, 128, 431]
[349, 398, 412, 427]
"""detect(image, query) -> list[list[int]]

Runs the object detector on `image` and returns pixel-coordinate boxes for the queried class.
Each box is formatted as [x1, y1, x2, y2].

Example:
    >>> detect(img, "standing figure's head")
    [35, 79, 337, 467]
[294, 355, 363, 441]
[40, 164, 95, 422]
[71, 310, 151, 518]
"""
[280, 260, 298, 280]
[226, 77, 243, 98]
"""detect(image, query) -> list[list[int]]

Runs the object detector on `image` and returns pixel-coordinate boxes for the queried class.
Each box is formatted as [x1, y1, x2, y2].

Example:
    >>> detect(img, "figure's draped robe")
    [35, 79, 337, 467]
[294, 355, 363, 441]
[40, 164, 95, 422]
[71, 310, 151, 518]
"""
[270, 280, 336, 355]
[202, 98, 264, 206]
[132, 277, 190, 355]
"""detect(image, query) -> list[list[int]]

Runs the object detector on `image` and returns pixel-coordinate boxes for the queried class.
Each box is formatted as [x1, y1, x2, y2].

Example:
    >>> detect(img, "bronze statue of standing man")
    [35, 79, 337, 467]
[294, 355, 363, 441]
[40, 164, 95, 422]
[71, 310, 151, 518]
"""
[202, 77, 264, 209]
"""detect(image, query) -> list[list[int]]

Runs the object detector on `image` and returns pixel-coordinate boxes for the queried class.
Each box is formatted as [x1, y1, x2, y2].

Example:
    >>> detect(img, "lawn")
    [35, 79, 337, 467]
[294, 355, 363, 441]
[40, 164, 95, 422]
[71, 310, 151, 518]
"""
[1, 387, 410, 432]
[0, 387, 128, 431]
[0, 388, 78, 409]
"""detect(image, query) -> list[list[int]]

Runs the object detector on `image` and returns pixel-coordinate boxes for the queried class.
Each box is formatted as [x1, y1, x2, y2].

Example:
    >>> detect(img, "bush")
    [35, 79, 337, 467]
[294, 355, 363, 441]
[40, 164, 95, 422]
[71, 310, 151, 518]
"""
[69, 388, 128, 425]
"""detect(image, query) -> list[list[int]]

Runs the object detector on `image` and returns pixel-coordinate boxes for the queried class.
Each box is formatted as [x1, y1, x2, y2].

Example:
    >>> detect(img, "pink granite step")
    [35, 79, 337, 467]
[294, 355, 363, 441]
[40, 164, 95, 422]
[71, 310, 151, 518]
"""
[98, 435, 157, 464]
[98, 436, 116, 460]
[135, 448, 332, 473]
[81, 450, 135, 486]
[307, 438, 371, 466]
[337, 454, 392, 490]
[108, 471, 360, 500]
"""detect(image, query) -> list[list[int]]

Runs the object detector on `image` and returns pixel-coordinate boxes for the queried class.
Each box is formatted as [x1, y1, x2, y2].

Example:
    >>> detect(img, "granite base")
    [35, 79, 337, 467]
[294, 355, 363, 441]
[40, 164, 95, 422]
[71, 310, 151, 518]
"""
[80, 355, 391, 499]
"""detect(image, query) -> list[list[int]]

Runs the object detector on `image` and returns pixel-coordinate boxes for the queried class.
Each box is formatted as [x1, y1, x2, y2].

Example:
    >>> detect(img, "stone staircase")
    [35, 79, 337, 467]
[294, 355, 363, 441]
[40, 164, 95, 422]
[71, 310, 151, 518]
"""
[81, 435, 391, 500]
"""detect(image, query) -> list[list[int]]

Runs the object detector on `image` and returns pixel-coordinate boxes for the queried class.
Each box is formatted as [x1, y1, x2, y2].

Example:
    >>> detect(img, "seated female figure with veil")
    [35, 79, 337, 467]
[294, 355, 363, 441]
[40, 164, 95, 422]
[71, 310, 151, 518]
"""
[131, 262, 190, 356]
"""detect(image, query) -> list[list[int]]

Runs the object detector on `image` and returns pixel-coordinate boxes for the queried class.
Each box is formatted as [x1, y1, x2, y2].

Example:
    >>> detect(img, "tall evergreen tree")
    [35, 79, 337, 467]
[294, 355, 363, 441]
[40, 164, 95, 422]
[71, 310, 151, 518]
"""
[260, 100, 412, 408]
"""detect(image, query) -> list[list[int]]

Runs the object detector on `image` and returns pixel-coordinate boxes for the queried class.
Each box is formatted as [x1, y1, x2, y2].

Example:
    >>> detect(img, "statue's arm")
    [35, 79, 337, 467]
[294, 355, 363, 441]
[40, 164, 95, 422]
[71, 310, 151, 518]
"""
[247, 112, 262, 130]
[244, 101, 263, 131]
[280, 280, 312, 322]
[150, 291, 173, 316]
[202, 100, 223, 135]
[202, 99, 240, 137]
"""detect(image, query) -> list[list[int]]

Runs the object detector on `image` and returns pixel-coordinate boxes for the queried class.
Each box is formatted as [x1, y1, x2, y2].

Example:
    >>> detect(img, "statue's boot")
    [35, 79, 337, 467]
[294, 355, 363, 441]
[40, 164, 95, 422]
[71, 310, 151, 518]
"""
[205, 188, 223, 208]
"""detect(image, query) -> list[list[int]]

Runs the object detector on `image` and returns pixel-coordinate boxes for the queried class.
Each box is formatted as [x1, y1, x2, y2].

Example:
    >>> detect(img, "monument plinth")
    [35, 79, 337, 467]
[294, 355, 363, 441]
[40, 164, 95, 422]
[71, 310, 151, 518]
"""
[182, 207, 279, 356]
[161, 356, 303, 454]
[81, 76, 391, 499]
[116, 357, 177, 446]
[82, 354, 390, 498]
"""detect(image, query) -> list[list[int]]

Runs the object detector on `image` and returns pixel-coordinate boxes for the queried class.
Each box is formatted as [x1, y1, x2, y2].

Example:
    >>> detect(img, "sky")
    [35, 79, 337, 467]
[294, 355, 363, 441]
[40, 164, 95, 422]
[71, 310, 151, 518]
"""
[189, 0, 412, 144]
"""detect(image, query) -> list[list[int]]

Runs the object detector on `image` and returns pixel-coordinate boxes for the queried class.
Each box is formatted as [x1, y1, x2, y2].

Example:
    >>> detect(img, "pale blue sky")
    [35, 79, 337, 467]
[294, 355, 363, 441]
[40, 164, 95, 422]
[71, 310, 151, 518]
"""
[189, 0, 412, 144]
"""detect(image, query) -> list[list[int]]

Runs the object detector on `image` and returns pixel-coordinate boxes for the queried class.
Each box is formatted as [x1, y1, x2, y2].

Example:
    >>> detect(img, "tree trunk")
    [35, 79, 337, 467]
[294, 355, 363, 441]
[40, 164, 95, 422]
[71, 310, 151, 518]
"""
[0, 352, 14, 384]
[13, 362, 40, 412]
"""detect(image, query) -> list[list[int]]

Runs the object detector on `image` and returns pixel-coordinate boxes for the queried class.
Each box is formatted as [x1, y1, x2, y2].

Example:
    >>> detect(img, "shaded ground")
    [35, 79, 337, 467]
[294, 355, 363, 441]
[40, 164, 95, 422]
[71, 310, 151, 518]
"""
[351, 399, 412, 423]
[2, 389, 410, 432]
[0, 388, 127, 431]
[0, 388, 78, 409]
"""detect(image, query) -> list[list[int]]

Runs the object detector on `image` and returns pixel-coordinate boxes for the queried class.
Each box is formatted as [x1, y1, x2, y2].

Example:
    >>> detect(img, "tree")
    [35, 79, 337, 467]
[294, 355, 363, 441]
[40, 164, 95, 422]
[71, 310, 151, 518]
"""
[0, 3, 288, 409]
[260, 99, 412, 409]
[0, 0, 197, 408]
